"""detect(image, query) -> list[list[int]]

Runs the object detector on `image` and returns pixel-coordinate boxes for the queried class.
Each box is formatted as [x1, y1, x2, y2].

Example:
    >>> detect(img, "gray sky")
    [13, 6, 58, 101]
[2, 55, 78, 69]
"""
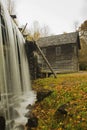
[15, 0, 87, 35]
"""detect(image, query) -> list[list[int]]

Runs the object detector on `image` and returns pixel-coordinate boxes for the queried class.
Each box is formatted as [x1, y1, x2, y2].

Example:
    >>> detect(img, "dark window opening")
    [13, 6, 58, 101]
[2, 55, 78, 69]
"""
[56, 46, 61, 56]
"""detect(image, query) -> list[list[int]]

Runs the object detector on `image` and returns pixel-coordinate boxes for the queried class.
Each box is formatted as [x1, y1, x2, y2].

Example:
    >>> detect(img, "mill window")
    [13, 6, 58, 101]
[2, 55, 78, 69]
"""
[56, 46, 61, 56]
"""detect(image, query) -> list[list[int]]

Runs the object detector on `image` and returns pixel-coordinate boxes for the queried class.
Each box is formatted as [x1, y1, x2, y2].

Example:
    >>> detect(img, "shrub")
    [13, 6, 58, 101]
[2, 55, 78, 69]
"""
[79, 63, 87, 70]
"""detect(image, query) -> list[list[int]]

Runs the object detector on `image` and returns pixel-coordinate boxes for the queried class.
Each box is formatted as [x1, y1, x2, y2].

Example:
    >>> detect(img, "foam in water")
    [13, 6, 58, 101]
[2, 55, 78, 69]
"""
[0, 0, 36, 129]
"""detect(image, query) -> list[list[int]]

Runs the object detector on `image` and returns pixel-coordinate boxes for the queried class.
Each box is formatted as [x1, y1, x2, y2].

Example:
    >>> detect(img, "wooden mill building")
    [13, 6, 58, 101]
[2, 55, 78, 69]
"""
[37, 32, 80, 76]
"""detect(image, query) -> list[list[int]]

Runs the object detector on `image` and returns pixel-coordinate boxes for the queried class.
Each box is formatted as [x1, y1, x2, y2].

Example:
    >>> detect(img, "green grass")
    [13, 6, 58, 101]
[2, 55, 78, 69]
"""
[32, 72, 87, 130]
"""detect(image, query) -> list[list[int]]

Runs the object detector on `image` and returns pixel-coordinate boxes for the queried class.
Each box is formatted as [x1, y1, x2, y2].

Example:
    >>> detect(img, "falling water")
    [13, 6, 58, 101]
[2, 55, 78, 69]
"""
[0, 0, 36, 129]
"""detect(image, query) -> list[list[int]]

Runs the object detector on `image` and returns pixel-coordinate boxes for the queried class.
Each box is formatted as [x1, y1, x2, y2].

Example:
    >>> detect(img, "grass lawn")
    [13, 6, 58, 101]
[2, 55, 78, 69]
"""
[32, 72, 87, 130]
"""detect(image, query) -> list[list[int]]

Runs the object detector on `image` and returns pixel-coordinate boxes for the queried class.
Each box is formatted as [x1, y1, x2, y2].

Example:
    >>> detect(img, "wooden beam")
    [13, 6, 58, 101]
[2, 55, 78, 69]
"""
[35, 42, 57, 78]
[22, 23, 28, 34]
[10, 15, 17, 19]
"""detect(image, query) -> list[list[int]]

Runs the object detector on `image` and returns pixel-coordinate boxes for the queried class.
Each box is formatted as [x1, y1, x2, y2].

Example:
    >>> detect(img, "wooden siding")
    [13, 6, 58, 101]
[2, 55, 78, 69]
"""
[40, 43, 79, 73]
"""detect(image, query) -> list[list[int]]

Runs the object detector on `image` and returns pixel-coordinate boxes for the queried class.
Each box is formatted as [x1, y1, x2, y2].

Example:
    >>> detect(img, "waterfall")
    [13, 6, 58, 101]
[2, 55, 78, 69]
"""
[0, 0, 36, 129]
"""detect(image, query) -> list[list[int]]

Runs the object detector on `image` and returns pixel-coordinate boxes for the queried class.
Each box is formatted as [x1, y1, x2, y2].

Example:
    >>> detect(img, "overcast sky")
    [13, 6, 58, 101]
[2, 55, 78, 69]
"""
[15, 0, 87, 35]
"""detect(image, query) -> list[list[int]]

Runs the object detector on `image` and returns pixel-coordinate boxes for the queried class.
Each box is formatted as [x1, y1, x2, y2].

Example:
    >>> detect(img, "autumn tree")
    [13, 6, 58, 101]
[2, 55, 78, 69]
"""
[74, 21, 79, 31]
[27, 21, 51, 41]
[40, 25, 50, 37]
[79, 20, 87, 41]
[78, 20, 87, 70]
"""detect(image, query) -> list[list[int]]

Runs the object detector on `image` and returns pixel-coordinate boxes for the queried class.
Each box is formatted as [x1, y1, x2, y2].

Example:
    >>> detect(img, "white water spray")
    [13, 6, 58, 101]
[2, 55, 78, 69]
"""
[0, 0, 36, 129]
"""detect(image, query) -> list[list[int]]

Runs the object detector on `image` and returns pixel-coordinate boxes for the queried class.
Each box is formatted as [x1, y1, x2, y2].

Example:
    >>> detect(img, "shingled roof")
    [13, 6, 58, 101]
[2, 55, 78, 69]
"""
[37, 32, 80, 48]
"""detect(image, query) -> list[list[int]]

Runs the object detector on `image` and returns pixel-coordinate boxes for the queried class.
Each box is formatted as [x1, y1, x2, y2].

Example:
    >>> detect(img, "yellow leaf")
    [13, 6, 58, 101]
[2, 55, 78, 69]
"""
[58, 128, 63, 130]
[77, 115, 81, 119]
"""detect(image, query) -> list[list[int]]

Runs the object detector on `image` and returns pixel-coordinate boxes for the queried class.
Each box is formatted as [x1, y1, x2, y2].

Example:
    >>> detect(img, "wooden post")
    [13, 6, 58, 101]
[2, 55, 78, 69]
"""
[35, 42, 57, 78]
[22, 23, 28, 34]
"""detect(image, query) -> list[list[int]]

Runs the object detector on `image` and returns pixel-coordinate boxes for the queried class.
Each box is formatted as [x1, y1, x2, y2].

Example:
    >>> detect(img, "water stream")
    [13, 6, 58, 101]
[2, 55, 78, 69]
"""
[0, 0, 36, 129]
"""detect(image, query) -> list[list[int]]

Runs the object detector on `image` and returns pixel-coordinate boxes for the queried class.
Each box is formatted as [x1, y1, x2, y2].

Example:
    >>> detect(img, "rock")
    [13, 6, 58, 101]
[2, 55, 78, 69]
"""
[57, 104, 68, 115]
[54, 103, 69, 123]
[36, 90, 53, 102]
[16, 125, 24, 130]
[26, 104, 33, 110]
[24, 111, 32, 118]
[26, 116, 38, 128]
[0, 116, 5, 130]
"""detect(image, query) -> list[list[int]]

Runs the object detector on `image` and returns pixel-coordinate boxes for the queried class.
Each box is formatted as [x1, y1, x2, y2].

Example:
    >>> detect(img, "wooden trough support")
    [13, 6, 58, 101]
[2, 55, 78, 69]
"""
[21, 23, 28, 34]
[35, 42, 57, 78]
